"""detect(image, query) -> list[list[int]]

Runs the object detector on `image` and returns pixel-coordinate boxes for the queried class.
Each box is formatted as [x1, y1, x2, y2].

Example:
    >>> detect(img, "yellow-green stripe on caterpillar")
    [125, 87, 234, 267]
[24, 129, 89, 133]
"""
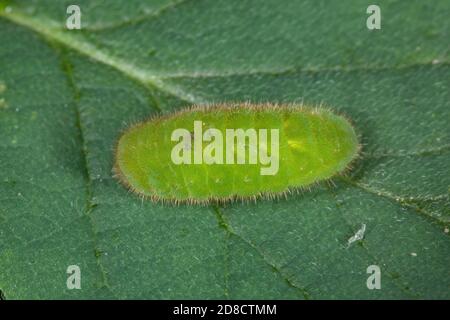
[114, 103, 360, 204]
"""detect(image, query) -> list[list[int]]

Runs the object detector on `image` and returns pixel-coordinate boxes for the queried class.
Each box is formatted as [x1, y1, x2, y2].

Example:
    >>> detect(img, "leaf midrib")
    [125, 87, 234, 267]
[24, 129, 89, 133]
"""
[2, 8, 448, 103]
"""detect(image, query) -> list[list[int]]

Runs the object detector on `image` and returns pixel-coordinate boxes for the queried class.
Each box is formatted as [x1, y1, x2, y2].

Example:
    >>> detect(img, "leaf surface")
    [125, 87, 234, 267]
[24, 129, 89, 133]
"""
[0, 0, 449, 299]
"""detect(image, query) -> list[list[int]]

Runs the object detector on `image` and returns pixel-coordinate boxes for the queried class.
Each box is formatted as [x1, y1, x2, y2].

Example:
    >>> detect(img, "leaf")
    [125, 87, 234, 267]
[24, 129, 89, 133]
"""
[0, 0, 449, 299]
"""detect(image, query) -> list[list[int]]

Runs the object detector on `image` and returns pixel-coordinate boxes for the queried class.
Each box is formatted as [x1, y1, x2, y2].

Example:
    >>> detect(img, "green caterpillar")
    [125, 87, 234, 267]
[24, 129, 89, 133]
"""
[114, 103, 359, 204]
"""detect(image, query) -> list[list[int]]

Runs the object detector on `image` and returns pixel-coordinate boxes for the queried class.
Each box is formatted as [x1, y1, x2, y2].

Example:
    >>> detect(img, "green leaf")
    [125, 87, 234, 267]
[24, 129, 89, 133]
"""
[0, 0, 449, 299]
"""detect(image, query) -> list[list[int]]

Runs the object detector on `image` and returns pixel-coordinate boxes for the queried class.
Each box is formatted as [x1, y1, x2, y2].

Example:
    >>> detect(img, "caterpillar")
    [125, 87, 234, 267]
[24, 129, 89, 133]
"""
[114, 103, 360, 204]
